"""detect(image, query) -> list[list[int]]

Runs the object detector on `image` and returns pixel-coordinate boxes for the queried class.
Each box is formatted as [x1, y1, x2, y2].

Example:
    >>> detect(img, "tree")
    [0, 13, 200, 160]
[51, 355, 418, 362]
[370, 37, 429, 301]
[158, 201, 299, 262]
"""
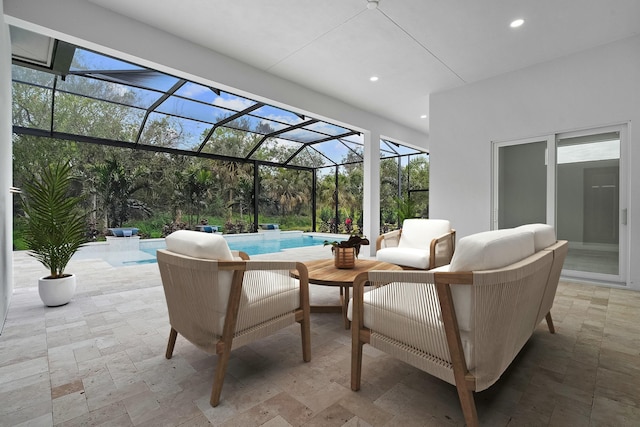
[93, 157, 150, 229]
[184, 166, 213, 225]
[261, 167, 312, 216]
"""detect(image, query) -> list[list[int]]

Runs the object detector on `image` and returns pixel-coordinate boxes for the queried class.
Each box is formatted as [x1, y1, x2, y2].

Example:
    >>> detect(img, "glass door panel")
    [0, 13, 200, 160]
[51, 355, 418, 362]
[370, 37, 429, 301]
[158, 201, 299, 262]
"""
[497, 140, 547, 229]
[556, 132, 620, 276]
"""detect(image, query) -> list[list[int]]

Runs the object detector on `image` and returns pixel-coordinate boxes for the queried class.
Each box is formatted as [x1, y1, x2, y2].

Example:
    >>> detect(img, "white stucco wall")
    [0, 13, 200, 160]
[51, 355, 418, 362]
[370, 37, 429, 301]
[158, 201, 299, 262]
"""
[429, 35, 640, 289]
[0, 1, 13, 331]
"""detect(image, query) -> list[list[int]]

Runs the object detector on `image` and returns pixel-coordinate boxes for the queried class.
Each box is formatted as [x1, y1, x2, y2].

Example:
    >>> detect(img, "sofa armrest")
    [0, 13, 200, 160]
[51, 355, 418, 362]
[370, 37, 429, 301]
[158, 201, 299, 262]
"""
[429, 229, 456, 269]
[230, 250, 250, 260]
[350, 269, 476, 410]
[376, 229, 402, 250]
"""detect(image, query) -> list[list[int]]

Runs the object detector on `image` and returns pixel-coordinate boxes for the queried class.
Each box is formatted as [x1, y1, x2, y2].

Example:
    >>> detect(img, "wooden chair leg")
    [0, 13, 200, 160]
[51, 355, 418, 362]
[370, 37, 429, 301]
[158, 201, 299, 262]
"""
[455, 384, 479, 427]
[165, 328, 177, 359]
[301, 315, 311, 362]
[545, 312, 556, 334]
[210, 346, 233, 407]
[351, 340, 364, 391]
[342, 286, 351, 329]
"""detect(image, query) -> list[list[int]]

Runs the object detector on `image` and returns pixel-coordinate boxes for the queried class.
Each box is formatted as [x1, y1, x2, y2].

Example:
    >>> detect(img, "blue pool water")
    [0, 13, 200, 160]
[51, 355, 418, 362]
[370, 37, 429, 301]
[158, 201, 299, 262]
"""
[140, 234, 335, 258]
[75, 232, 345, 267]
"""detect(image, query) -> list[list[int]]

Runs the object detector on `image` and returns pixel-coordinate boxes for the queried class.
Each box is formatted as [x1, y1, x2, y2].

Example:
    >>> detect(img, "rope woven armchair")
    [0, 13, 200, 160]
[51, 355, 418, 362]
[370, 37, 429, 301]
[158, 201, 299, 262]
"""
[350, 224, 567, 426]
[157, 230, 311, 406]
[376, 219, 456, 270]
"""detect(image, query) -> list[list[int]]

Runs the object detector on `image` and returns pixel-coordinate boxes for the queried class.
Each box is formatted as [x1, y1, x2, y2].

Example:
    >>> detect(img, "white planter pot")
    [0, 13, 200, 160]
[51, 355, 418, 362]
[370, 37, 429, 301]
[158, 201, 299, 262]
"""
[38, 274, 76, 307]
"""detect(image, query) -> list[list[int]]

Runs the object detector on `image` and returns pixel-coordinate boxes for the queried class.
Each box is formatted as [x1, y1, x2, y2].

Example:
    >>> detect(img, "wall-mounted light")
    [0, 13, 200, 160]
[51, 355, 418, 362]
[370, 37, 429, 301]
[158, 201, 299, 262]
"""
[367, 0, 379, 10]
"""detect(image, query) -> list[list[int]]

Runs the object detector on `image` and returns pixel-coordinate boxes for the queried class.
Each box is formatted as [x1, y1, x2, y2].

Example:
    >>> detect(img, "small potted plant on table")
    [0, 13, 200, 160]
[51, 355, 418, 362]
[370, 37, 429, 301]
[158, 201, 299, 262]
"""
[21, 162, 87, 306]
[324, 235, 370, 269]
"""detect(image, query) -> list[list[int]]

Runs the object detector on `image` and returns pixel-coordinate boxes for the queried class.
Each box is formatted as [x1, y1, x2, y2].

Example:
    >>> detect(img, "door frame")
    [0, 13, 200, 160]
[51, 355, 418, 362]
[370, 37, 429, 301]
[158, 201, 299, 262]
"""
[492, 124, 628, 286]
[491, 134, 556, 230]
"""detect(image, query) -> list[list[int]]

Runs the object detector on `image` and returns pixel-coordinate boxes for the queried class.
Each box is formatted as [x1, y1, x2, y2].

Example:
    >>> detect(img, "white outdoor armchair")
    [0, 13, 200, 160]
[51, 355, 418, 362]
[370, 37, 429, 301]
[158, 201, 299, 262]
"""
[157, 230, 311, 406]
[376, 218, 455, 269]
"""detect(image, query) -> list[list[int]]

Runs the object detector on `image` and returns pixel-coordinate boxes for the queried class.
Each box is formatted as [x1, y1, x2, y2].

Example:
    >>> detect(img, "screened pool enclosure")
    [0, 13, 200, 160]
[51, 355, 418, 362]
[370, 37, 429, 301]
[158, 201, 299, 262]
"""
[11, 27, 428, 235]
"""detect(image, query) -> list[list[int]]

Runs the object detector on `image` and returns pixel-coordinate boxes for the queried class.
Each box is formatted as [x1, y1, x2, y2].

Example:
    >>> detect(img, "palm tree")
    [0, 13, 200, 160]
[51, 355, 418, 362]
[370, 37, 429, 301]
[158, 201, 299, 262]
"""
[93, 157, 150, 229]
[184, 166, 213, 225]
[262, 168, 311, 216]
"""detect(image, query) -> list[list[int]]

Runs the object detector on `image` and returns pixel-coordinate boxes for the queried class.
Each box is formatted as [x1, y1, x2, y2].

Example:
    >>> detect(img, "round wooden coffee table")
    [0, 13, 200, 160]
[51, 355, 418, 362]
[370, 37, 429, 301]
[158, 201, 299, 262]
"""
[298, 258, 402, 329]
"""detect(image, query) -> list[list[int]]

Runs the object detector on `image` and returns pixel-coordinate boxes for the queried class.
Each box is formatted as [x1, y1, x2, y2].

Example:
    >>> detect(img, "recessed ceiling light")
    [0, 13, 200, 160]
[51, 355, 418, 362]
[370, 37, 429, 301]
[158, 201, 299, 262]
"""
[420, 115, 427, 119]
[366, 0, 379, 10]
[510, 19, 524, 28]
[369, 76, 379, 82]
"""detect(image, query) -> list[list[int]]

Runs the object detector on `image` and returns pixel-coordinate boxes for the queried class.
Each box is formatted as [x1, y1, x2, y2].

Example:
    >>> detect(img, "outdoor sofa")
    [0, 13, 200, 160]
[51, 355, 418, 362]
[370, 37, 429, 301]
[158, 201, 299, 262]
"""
[349, 224, 568, 426]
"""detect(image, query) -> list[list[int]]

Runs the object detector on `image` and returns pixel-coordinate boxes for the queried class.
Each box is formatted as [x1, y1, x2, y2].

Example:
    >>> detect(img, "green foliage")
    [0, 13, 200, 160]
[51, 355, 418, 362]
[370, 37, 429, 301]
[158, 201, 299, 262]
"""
[92, 156, 151, 228]
[21, 162, 87, 278]
[12, 217, 28, 250]
[11, 63, 429, 240]
[323, 235, 370, 257]
[379, 154, 429, 229]
[394, 195, 417, 225]
[128, 212, 172, 238]
[318, 207, 333, 223]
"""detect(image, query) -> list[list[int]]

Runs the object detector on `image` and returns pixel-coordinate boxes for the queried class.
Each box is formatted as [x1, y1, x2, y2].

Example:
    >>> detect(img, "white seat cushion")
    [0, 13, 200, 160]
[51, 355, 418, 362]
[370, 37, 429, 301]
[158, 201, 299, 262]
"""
[347, 283, 474, 369]
[236, 270, 300, 332]
[376, 247, 430, 269]
[516, 223, 556, 251]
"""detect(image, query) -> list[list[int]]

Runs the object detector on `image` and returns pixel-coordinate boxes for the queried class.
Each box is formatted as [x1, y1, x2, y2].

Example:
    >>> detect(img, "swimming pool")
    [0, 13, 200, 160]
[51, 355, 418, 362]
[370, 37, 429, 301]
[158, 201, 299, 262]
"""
[142, 233, 334, 257]
[74, 231, 345, 267]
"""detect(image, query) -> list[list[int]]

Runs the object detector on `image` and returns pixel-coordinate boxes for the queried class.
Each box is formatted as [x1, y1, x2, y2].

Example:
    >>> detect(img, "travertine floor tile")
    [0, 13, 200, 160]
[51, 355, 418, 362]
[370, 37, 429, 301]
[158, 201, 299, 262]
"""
[3, 250, 640, 426]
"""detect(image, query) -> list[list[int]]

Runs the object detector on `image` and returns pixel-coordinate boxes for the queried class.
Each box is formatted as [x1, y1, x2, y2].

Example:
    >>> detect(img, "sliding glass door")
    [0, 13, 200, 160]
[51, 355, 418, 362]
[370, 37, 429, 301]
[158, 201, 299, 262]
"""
[493, 125, 627, 284]
[556, 130, 622, 277]
[496, 138, 549, 229]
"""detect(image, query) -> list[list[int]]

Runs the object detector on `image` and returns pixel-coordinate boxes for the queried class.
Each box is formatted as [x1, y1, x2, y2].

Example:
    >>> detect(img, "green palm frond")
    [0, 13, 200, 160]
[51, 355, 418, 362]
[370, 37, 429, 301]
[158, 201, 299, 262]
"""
[22, 162, 87, 279]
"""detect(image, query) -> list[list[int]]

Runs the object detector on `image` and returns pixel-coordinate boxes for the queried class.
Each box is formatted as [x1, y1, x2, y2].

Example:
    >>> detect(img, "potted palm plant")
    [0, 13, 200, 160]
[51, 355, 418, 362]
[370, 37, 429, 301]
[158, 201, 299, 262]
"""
[21, 162, 87, 306]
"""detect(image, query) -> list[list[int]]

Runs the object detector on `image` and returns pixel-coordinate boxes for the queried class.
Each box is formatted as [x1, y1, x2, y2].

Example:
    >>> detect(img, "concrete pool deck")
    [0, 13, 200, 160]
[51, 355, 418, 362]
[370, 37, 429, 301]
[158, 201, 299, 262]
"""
[11, 244, 374, 303]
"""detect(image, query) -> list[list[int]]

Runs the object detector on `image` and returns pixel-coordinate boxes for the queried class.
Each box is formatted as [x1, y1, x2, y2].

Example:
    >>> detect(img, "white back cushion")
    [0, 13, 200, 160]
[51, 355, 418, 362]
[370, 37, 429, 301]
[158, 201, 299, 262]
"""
[166, 230, 234, 261]
[516, 223, 556, 251]
[376, 247, 431, 269]
[165, 230, 235, 332]
[450, 229, 535, 272]
[399, 219, 451, 249]
[449, 229, 535, 332]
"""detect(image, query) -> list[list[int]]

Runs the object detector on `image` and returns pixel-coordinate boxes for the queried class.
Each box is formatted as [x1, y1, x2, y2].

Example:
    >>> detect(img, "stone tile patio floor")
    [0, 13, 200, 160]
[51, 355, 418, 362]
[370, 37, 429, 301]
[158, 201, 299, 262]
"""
[2, 247, 640, 426]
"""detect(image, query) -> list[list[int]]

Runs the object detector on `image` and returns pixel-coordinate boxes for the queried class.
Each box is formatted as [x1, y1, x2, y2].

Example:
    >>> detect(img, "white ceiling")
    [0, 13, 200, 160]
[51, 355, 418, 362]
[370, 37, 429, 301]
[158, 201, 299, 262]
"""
[82, 0, 640, 134]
